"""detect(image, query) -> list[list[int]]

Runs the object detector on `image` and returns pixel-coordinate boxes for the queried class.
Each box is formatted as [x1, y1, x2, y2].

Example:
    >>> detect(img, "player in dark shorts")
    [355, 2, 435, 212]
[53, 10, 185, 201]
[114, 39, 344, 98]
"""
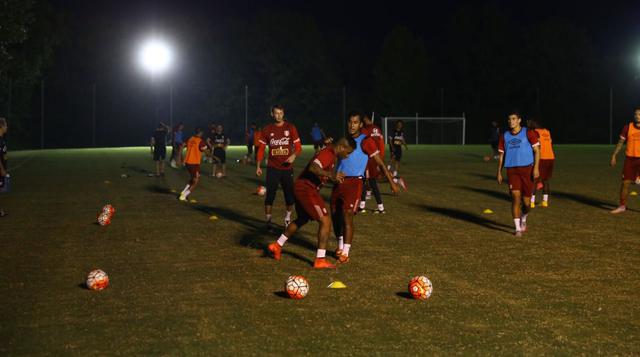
[256, 104, 302, 231]
[497, 111, 540, 237]
[244, 122, 257, 164]
[610, 107, 640, 213]
[0, 117, 8, 217]
[150, 122, 170, 177]
[388, 120, 408, 178]
[171, 122, 185, 168]
[179, 128, 208, 201]
[207, 124, 230, 177]
[310, 122, 326, 153]
[267, 137, 356, 268]
[359, 113, 386, 213]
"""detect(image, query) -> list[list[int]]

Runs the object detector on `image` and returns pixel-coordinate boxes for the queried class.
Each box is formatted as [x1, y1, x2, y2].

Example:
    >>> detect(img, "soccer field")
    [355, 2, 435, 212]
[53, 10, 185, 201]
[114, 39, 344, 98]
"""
[1, 145, 639, 355]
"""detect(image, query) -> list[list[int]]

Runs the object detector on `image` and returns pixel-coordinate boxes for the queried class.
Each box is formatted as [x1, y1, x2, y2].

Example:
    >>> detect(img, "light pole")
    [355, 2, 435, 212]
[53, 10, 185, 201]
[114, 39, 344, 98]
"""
[137, 37, 175, 129]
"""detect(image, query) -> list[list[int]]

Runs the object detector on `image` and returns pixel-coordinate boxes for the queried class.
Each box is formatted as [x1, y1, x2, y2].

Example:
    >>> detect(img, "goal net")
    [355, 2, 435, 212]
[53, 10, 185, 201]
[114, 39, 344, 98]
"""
[382, 116, 466, 145]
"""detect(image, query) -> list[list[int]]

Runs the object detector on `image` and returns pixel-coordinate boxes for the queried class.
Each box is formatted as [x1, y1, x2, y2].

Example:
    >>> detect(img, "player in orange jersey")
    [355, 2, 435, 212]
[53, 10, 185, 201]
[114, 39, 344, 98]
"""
[179, 127, 209, 201]
[528, 118, 555, 208]
[610, 107, 640, 213]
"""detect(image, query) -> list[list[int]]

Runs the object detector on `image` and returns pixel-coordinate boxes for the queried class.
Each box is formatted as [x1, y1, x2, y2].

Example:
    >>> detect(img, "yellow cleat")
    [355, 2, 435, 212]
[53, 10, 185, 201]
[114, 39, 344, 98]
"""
[541, 201, 548, 208]
[530, 201, 536, 209]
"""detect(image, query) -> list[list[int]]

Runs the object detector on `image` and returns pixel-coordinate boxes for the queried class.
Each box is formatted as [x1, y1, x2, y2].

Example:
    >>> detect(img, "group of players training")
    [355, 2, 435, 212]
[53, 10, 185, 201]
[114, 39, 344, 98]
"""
[496, 107, 640, 237]
[168, 105, 405, 268]
[150, 105, 640, 267]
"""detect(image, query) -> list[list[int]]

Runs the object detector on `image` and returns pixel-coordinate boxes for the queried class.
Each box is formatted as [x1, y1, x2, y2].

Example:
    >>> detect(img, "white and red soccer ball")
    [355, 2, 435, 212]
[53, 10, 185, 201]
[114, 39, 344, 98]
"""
[256, 186, 267, 196]
[86, 269, 109, 291]
[408, 275, 433, 300]
[285, 275, 309, 299]
[97, 204, 116, 226]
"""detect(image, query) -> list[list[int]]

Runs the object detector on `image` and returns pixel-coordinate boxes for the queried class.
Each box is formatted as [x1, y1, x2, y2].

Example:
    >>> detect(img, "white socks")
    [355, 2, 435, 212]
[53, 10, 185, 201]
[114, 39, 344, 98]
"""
[285, 211, 292, 221]
[337, 236, 344, 250]
[377, 204, 384, 211]
[543, 194, 549, 202]
[359, 201, 366, 209]
[514, 218, 522, 232]
[521, 214, 528, 225]
[316, 249, 326, 258]
[277, 234, 288, 246]
[265, 214, 272, 223]
[342, 244, 351, 256]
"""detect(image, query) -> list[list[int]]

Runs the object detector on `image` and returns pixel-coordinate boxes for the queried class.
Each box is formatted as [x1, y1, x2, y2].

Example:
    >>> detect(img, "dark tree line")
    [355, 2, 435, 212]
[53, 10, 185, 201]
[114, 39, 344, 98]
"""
[0, 1, 632, 147]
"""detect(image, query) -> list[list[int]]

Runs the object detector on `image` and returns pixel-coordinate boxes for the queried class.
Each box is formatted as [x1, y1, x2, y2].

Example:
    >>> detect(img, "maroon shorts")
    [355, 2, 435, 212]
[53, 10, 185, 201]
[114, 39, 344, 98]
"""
[294, 180, 328, 221]
[365, 159, 380, 179]
[538, 159, 555, 181]
[506, 166, 533, 197]
[185, 164, 201, 179]
[622, 157, 640, 181]
[330, 177, 363, 214]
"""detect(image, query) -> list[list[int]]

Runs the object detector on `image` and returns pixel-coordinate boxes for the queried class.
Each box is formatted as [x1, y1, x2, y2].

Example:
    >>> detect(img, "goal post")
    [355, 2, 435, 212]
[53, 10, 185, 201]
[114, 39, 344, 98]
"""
[383, 114, 466, 145]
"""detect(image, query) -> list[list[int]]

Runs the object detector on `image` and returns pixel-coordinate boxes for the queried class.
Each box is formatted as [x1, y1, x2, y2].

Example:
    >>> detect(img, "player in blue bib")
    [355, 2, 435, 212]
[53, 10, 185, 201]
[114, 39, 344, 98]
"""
[497, 111, 540, 237]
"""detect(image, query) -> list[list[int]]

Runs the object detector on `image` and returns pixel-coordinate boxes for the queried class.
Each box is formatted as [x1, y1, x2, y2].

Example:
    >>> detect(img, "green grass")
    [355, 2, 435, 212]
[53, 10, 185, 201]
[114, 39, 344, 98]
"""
[1, 145, 639, 355]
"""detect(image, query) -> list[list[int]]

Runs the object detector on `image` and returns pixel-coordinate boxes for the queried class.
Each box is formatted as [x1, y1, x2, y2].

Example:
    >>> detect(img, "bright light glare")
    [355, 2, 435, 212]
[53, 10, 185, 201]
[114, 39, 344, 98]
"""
[138, 38, 173, 75]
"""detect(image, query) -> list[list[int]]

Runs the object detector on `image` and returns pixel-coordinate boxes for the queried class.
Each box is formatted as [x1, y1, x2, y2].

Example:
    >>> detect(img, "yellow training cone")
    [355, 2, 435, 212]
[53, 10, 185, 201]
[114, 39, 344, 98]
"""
[631, 191, 638, 196]
[190, 199, 197, 203]
[328, 281, 347, 289]
[104, 180, 111, 184]
[170, 189, 177, 193]
[483, 209, 493, 214]
[209, 215, 218, 221]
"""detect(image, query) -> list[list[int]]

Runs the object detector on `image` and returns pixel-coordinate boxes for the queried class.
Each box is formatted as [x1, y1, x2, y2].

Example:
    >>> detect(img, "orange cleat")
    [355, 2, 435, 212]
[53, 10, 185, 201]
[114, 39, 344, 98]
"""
[267, 242, 282, 261]
[313, 258, 336, 269]
[337, 254, 350, 264]
[335, 248, 343, 257]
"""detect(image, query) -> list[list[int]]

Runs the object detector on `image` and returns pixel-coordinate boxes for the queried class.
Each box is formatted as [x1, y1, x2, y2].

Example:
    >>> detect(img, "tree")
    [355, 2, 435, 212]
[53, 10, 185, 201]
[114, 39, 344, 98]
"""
[374, 26, 429, 116]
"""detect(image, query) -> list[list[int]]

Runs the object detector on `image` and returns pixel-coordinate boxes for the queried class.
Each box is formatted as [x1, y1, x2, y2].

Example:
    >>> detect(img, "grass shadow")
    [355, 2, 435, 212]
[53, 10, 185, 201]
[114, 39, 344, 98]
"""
[145, 184, 174, 195]
[241, 175, 265, 187]
[553, 191, 618, 211]
[467, 172, 497, 181]
[120, 164, 152, 175]
[396, 292, 413, 299]
[190, 204, 317, 263]
[413, 203, 512, 233]
[455, 185, 509, 201]
[273, 291, 290, 299]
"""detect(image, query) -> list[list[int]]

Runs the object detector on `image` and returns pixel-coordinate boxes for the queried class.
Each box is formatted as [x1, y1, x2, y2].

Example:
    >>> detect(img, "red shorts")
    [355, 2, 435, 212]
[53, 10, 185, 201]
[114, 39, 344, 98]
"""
[506, 166, 533, 197]
[185, 164, 201, 179]
[294, 180, 328, 221]
[365, 159, 380, 179]
[622, 157, 640, 181]
[538, 159, 555, 181]
[330, 177, 363, 214]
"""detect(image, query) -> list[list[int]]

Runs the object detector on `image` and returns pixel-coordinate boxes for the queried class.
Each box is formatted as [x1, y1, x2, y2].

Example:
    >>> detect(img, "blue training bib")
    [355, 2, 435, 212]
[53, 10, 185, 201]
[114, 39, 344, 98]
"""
[337, 134, 368, 177]
[503, 127, 534, 168]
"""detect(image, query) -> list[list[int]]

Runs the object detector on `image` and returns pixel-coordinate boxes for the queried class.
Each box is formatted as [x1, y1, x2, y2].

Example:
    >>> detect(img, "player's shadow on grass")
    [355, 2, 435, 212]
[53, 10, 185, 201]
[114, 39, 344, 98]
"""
[120, 164, 152, 174]
[396, 292, 413, 299]
[414, 204, 513, 233]
[455, 185, 509, 201]
[241, 176, 265, 187]
[190, 204, 316, 265]
[145, 184, 174, 195]
[553, 191, 618, 211]
[466, 172, 497, 181]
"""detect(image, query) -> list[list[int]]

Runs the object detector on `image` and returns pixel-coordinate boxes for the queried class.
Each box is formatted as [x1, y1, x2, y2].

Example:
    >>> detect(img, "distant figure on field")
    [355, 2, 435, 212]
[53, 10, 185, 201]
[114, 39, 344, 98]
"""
[487, 120, 501, 161]
[610, 107, 640, 214]
[171, 122, 185, 168]
[310, 122, 326, 153]
[528, 118, 555, 208]
[0, 117, 8, 217]
[150, 122, 171, 177]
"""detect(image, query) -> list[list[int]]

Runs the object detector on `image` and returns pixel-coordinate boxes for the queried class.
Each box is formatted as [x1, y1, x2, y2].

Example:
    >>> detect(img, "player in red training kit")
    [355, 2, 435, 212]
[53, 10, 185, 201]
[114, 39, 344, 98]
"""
[256, 104, 302, 231]
[358, 113, 387, 214]
[610, 107, 640, 213]
[267, 137, 356, 268]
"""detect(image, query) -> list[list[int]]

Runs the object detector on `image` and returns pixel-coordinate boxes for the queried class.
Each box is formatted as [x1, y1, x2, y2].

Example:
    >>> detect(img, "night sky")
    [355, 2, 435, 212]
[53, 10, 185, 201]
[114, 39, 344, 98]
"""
[6, 0, 640, 147]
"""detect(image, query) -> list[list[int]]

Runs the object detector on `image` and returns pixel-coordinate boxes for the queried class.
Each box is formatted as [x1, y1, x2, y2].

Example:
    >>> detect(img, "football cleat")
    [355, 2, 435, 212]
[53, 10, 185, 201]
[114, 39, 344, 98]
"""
[530, 201, 535, 208]
[267, 242, 282, 260]
[357, 208, 367, 214]
[611, 206, 626, 214]
[541, 201, 548, 208]
[335, 248, 343, 257]
[337, 254, 350, 263]
[178, 194, 187, 202]
[373, 209, 386, 214]
[313, 258, 336, 269]
[514, 231, 523, 238]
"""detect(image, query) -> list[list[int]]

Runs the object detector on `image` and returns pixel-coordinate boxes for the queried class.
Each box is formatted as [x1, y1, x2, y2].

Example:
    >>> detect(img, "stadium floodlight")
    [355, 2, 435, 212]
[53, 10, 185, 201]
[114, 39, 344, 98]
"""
[137, 38, 174, 77]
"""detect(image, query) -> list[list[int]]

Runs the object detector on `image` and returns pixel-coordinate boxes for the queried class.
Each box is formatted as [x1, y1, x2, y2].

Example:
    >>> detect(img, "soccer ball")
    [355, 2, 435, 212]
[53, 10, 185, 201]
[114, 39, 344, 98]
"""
[408, 275, 433, 300]
[86, 269, 109, 291]
[483, 155, 491, 162]
[285, 275, 309, 299]
[102, 204, 115, 217]
[216, 172, 223, 178]
[256, 186, 267, 196]
[97, 212, 111, 226]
